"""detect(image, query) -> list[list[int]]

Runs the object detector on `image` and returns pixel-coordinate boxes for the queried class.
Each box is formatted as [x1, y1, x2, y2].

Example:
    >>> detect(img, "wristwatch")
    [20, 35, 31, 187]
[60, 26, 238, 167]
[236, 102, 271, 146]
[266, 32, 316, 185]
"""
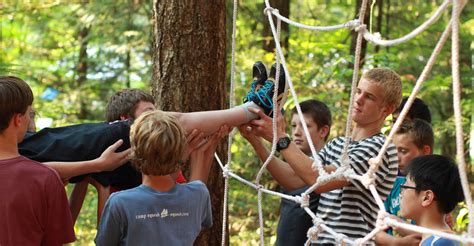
[276, 136, 291, 152]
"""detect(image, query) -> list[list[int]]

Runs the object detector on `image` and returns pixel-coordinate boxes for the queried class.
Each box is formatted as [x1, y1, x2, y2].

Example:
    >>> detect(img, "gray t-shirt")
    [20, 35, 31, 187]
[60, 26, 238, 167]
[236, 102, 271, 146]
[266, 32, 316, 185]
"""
[95, 181, 212, 246]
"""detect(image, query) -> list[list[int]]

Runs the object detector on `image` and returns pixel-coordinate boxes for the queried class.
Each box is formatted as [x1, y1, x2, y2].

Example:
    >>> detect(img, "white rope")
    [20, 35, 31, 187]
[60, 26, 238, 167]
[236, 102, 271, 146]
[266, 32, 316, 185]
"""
[264, 0, 326, 175]
[216, 0, 471, 244]
[450, 0, 473, 237]
[340, 0, 369, 170]
[264, 6, 360, 32]
[364, 15, 455, 184]
[362, 0, 451, 46]
[221, 0, 238, 244]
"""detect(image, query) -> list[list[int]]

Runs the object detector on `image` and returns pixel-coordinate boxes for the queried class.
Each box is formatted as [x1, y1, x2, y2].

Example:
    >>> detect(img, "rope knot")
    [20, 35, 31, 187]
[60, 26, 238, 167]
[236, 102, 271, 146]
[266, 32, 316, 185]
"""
[298, 193, 310, 208]
[354, 23, 366, 32]
[256, 184, 263, 191]
[263, 6, 277, 16]
[346, 19, 361, 29]
[222, 166, 230, 178]
[376, 211, 389, 231]
[335, 234, 347, 245]
[306, 224, 321, 242]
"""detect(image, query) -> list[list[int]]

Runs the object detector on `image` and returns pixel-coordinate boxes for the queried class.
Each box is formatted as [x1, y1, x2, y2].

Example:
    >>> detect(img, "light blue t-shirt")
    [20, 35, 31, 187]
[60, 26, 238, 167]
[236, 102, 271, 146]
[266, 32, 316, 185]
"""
[421, 235, 460, 246]
[95, 181, 212, 246]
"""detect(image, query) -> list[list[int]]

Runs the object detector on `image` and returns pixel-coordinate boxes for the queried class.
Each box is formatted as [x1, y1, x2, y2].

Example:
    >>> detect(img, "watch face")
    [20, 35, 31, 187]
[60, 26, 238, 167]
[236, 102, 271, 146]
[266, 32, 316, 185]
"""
[277, 137, 291, 151]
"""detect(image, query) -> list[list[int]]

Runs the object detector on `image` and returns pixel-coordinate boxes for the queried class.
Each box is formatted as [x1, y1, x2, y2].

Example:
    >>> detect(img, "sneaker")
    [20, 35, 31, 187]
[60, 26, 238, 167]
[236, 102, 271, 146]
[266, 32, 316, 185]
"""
[243, 61, 268, 103]
[252, 63, 288, 116]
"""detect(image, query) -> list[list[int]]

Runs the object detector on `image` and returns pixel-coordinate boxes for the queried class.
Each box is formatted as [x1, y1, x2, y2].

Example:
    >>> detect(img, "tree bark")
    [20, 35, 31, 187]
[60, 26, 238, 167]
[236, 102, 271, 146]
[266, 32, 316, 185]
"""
[262, 0, 289, 53]
[151, 1, 227, 245]
[76, 26, 90, 119]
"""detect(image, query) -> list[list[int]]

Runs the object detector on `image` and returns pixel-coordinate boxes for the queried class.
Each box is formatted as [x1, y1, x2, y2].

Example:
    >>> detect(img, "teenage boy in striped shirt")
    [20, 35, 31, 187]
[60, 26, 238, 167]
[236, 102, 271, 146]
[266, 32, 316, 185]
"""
[248, 68, 402, 244]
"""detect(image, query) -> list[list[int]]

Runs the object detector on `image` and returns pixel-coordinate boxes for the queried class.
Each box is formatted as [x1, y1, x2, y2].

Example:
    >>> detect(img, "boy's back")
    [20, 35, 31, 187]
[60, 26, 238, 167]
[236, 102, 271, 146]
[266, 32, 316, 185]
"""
[0, 156, 75, 245]
[95, 180, 212, 245]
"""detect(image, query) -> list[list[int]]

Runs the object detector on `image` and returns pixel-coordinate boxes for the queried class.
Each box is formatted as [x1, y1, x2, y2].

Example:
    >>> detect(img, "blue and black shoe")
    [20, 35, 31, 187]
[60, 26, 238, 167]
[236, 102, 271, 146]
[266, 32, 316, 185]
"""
[243, 61, 268, 103]
[252, 63, 288, 117]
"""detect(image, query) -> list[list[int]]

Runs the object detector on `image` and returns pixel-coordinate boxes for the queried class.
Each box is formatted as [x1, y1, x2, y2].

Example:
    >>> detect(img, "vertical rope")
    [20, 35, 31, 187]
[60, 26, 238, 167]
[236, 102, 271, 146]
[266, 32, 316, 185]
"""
[221, 1, 238, 245]
[363, 18, 453, 183]
[450, 0, 473, 237]
[340, 0, 369, 168]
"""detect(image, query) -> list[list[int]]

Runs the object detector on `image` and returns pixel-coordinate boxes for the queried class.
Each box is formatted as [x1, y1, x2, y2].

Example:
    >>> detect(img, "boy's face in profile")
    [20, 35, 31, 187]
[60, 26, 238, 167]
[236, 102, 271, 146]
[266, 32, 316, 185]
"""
[291, 113, 325, 154]
[393, 133, 424, 174]
[352, 78, 390, 126]
[399, 175, 422, 221]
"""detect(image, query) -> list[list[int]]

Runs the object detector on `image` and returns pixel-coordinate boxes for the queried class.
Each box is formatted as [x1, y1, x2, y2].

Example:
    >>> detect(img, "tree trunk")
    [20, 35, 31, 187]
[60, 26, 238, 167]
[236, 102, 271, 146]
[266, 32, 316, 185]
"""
[76, 26, 90, 119]
[262, 0, 289, 53]
[151, 1, 227, 245]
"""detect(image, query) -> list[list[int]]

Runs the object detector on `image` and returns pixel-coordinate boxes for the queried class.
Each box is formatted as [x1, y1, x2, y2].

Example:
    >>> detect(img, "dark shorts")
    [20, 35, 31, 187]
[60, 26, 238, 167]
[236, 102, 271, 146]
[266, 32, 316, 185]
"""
[19, 120, 141, 190]
[276, 186, 320, 246]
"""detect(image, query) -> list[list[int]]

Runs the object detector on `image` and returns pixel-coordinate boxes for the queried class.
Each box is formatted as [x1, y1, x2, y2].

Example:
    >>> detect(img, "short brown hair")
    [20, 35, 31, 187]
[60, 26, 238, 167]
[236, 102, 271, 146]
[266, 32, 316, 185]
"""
[130, 110, 187, 175]
[0, 76, 33, 133]
[396, 119, 434, 152]
[362, 68, 402, 108]
[106, 89, 155, 121]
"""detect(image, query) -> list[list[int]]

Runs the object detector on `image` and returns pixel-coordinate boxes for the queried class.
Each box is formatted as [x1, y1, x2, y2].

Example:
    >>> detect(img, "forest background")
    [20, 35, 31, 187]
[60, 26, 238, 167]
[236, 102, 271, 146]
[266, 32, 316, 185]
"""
[1, 0, 473, 245]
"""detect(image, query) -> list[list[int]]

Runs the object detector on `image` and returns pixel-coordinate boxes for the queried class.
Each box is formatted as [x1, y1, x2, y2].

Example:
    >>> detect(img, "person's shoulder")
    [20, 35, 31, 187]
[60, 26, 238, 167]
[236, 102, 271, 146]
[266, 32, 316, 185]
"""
[13, 156, 61, 177]
[185, 180, 207, 189]
[432, 237, 460, 246]
[182, 180, 209, 195]
[422, 235, 460, 246]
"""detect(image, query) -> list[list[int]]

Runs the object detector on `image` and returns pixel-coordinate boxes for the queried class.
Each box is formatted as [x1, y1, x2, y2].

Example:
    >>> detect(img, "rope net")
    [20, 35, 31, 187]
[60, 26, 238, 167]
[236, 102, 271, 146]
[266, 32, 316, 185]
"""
[220, 0, 471, 245]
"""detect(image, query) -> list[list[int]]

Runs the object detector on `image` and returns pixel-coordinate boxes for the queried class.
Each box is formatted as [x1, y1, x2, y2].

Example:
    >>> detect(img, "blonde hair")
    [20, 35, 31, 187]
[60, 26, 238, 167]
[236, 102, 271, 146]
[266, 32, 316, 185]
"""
[130, 110, 187, 175]
[362, 67, 402, 108]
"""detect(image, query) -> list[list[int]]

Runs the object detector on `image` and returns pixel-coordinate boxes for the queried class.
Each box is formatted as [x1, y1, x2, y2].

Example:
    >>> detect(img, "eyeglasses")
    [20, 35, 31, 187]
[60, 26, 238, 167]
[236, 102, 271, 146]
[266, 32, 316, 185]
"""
[400, 184, 417, 190]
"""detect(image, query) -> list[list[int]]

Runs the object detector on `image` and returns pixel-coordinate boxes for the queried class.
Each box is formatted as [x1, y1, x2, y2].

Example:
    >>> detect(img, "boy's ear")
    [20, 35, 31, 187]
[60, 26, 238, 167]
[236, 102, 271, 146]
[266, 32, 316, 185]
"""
[382, 103, 396, 117]
[421, 190, 436, 207]
[421, 145, 432, 155]
[12, 113, 23, 127]
[120, 114, 130, 121]
[319, 125, 330, 140]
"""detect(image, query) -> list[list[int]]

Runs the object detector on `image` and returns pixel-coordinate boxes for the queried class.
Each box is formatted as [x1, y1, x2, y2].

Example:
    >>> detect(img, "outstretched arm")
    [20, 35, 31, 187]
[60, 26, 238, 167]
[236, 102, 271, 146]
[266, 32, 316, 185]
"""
[238, 124, 306, 191]
[44, 139, 131, 182]
[189, 125, 230, 184]
[249, 108, 349, 193]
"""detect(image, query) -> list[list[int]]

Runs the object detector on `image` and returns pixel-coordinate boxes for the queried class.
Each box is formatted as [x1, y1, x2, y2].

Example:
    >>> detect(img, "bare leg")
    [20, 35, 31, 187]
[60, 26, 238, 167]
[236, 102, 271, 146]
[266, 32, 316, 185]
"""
[68, 180, 89, 224]
[87, 177, 110, 227]
[170, 103, 259, 136]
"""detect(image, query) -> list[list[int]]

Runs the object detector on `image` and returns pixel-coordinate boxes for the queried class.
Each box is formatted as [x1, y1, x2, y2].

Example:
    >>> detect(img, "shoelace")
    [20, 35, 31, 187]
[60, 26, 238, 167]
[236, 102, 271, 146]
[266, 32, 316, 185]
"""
[255, 81, 274, 109]
[244, 81, 258, 102]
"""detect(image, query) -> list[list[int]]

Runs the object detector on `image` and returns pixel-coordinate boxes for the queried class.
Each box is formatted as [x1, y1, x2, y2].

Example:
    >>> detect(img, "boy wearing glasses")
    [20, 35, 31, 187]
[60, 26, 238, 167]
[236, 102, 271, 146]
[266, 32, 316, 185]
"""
[400, 155, 464, 246]
[375, 119, 434, 244]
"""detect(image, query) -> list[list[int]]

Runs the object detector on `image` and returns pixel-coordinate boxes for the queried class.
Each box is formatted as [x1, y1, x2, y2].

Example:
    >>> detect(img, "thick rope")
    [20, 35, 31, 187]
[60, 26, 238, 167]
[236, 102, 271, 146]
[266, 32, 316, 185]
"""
[221, 1, 238, 245]
[450, 0, 473, 237]
[264, 6, 360, 32]
[363, 18, 454, 186]
[363, 0, 451, 46]
[213, 0, 471, 244]
[339, 0, 369, 170]
[264, 0, 326, 175]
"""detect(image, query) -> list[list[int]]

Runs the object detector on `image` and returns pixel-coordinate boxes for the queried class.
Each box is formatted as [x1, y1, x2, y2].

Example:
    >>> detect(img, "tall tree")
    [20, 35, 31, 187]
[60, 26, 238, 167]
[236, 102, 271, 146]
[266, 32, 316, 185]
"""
[151, 1, 227, 245]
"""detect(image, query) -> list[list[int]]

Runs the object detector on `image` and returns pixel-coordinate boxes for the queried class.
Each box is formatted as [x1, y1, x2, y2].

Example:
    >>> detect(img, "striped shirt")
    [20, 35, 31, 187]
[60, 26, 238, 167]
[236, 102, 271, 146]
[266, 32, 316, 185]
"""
[315, 134, 398, 245]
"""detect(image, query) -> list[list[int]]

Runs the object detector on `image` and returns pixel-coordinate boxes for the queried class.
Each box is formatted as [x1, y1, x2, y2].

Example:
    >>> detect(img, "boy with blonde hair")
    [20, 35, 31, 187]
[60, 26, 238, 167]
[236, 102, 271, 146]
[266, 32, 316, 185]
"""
[95, 111, 228, 245]
[248, 68, 402, 244]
